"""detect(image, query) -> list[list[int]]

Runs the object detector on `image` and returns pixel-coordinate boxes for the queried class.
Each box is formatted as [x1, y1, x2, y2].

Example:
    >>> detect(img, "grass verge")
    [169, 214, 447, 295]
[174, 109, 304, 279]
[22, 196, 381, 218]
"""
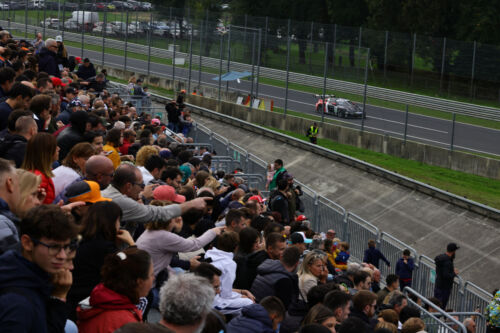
[263, 126, 500, 209]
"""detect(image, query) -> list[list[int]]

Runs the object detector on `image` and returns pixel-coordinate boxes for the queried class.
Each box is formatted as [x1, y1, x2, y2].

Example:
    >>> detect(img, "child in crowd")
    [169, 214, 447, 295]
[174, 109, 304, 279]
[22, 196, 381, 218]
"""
[334, 242, 350, 271]
[265, 164, 275, 190]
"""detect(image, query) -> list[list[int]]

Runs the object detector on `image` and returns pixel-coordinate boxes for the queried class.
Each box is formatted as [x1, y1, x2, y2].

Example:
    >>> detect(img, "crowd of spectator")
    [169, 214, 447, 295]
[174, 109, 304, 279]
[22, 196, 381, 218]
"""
[0, 29, 498, 333]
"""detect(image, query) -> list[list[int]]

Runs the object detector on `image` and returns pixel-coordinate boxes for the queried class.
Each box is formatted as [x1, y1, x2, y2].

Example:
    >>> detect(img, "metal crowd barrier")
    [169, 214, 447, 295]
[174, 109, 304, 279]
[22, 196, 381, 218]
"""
[117, 82, 492, 325]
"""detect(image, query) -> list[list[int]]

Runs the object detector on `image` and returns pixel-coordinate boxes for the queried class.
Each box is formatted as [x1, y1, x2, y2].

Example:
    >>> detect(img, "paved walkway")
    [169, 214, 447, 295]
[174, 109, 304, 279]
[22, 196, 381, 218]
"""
[192, 114, 500, 293]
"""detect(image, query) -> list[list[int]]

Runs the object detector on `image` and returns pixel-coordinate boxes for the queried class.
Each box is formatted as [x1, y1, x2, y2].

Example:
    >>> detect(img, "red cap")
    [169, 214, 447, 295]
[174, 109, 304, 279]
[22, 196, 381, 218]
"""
[153, 185, 186, 203]
[296, 215, 307, 222]
[51, 77, 66, 87]
[248, 195, 263, 204]
[75, 56, 82, 64]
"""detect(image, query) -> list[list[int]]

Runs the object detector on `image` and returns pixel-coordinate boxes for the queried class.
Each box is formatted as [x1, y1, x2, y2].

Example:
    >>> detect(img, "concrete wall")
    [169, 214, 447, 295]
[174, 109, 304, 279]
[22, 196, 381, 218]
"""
[103, 66, 500, 180]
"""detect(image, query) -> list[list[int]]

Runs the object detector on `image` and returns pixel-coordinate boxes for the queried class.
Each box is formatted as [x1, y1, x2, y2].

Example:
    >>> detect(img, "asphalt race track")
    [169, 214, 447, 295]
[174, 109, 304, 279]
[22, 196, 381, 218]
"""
[66, 45, 500, 156]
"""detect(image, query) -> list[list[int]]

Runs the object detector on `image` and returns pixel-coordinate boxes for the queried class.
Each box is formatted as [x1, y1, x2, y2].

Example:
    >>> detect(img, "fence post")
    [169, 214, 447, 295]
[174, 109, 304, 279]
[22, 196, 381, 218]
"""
[255, 28, 262, 98]
[124, 10, 129, 72]
[404, 105, 409, 143]
[411, 33, 416, 86]
[101, 9, 107, 67]
[321, 42, 328, 124]
[264, 16, 268, 66]
[226, 24, 231, 93]
[80, 9, 84, 59]
[187, 23, 194, 94]
[313, 193, 319, 230]
[172, 18, 177, 93]
[450, 113, 456, 151]
[309, 21, 313, 74]
[361, 49, 369, 132]
[249, 32, 256, 111]
[384, 30, 388, 81]
[61, 2, 66, 39]
[332, 24, 336, 78]
[217, 33, 224, 106]
[147, 12, 152, 77]
[43, 3, 46, 39]
[24, 0, 28, 38]
[243, 14, 247, 45]
[357, 26, 362, 77]
[198, 17, 203, 88]
[284, 19, 291, 118]
[470, 41, 477, 100]
[439, 37, 446, 94]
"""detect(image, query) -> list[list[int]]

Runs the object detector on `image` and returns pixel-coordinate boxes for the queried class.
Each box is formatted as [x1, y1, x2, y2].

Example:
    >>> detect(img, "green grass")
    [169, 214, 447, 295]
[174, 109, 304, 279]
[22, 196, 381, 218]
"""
[264, 126, 500, 209]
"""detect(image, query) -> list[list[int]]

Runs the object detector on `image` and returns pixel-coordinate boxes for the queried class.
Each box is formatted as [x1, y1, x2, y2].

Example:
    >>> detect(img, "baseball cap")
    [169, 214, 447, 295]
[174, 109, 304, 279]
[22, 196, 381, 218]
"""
[75, 56, 82, 64]
[153, 185, 186, 203]
[65, 87, 77, 95]
[290, 231, 312, 244]
[55, 35, 63, 42]
[69, 99, 83, 108]
[248, 195, 264, 204]
[151, 118, 161, 126]
[136, 78, 143, 83]
[296, 215, 307, 222]
[83, 58, 90, 63]
[447, 243, 460, 252]
[65, 180, 112, 204]
[51, 77, 66, 87]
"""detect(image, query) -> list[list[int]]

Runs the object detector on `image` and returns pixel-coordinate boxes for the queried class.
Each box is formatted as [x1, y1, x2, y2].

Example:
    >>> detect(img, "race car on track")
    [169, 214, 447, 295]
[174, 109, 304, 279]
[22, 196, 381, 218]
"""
[314, 94, 366, 118]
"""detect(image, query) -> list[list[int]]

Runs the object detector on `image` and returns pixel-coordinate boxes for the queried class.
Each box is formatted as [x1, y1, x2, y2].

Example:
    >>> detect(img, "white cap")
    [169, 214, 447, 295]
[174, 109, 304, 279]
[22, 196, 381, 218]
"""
[55, 35, 63, 42]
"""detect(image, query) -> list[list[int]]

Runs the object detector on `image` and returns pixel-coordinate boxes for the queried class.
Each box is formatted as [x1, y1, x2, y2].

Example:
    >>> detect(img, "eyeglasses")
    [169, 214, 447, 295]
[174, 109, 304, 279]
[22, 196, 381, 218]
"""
[134, 182, 145, 189]
[31, 237, 78, 256]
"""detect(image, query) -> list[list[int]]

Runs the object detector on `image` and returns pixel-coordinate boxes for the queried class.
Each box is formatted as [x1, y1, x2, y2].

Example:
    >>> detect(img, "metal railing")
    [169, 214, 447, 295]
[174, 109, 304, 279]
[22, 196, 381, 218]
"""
[5, 19, 500, 121]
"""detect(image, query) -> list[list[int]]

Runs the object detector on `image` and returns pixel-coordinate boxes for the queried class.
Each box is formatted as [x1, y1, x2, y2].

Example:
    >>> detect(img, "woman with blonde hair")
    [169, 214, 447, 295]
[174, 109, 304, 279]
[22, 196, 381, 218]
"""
[14, 170, 43, 217]
[135, 145, 158, 167]
[21, 132, 59, 204]
[298, 250, 328, 302]
[375, 321, 398, 333]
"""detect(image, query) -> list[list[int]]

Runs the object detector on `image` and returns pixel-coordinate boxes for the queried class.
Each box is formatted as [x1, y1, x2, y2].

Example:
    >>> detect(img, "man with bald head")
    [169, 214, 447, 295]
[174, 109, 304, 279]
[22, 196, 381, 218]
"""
[85, 155, 114, 190]
[102, 164, 211, 233]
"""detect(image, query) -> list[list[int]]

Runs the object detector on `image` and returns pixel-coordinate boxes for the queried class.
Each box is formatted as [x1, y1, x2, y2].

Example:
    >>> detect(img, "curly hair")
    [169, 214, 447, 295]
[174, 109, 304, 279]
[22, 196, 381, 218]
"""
[101, 247, 151, 304]
[135, 145, 159, 167]
[20, 205, 79, 241]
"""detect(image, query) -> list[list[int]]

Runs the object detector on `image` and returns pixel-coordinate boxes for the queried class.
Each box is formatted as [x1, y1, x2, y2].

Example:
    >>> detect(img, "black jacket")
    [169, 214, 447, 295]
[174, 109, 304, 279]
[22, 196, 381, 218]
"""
[76, 63, 96, 80]
[38, 47, 60, 78]
[0, 250, 67, 333]
[0, 133, 27, 168]
[269, 190, 289, 224]
[234, 250, 270, 290]
[56, 126, 84, 161]
[435, 253, 456, 289]
[166, 102, 180, 124]
[251, 259, 299, 309]
[349, 308, 377, 333]
[66, 237, 118, 321]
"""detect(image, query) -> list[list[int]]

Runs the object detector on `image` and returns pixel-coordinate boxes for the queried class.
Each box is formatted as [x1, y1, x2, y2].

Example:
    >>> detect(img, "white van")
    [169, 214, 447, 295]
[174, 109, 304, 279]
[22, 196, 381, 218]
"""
[32, 0, 45, 8]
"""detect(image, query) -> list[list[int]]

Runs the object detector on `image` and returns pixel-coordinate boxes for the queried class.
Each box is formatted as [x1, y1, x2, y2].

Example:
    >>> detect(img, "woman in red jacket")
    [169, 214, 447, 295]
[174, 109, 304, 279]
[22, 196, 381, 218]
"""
[77, 247, 154, 333]
[21, 132, 59, 204]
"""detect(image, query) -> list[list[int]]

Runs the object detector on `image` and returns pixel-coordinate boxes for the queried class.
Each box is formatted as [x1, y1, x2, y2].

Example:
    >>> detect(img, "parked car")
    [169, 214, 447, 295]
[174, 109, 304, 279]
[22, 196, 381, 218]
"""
[40, 18, 60, 28]
[93, 22, 115, 36]
[0, 3, 9, 10]
[63, 2, 78, 10]
[140, 2, 152, 10]
[110, 21, 127, 34]
[64, 19, 80, 31]
[111, 1, 125, 9]
[315, 95, 366, 118]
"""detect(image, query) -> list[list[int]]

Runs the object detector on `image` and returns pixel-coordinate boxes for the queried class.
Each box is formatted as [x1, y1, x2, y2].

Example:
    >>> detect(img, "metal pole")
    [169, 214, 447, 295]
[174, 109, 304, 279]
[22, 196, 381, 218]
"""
[332, 24, 336, 77]
[43, 3, 46, 38]
[226, 24, 231, 93]
[411, 32, 416, 86]
[264, 16, 268, 66]
[440, 37, 447, 93]
[243, 14, 247, 45]
[172, 17, 176, 92]
[284, 19, 291, 118]
[470, 41, 477, 99]
[187, 23, 193, 94]
[80, 9, 84, 59]
[321, 42, 328, 123]
[36, 6, 40, 36]
[404, 105, 409, 143]
[255, 28, 262, 98]
[217, 33, 224, 105]
[147, 12, 152, 77]
[249, 32, 256, 111]
[57, 0, 60, 31]
[24, 0, 28, 38]
[450, 113, 456, 151]
[309, 21, 313, 73]
[124, 10, 129, 72]
[384, 30, 388, 81]
[61, 2, 66, 39]
[198, 18, 203, 88]
[101, 9, 107, 67]
[361, 49, 370, 132]
[357, 26, 362, 77]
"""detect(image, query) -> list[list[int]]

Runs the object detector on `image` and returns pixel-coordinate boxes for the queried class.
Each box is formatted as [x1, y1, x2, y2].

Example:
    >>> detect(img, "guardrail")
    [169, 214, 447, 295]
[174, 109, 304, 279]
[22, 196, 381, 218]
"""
[6, 20, 500, 121]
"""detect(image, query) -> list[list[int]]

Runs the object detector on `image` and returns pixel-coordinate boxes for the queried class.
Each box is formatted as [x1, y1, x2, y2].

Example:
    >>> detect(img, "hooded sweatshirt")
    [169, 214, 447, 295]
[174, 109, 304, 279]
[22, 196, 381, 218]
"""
[226, 304, 275, 333]
[77, 283, 142, 333]
[0, 250, 67, 333]
[434, 253, 456, 289]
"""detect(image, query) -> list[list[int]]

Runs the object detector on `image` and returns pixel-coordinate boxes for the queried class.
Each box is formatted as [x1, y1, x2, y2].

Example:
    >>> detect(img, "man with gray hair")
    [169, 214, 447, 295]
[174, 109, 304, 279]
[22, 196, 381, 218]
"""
[38, 38, 60, 77]
[463, 317, 476, 333]
[158, 273, 215, 333]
